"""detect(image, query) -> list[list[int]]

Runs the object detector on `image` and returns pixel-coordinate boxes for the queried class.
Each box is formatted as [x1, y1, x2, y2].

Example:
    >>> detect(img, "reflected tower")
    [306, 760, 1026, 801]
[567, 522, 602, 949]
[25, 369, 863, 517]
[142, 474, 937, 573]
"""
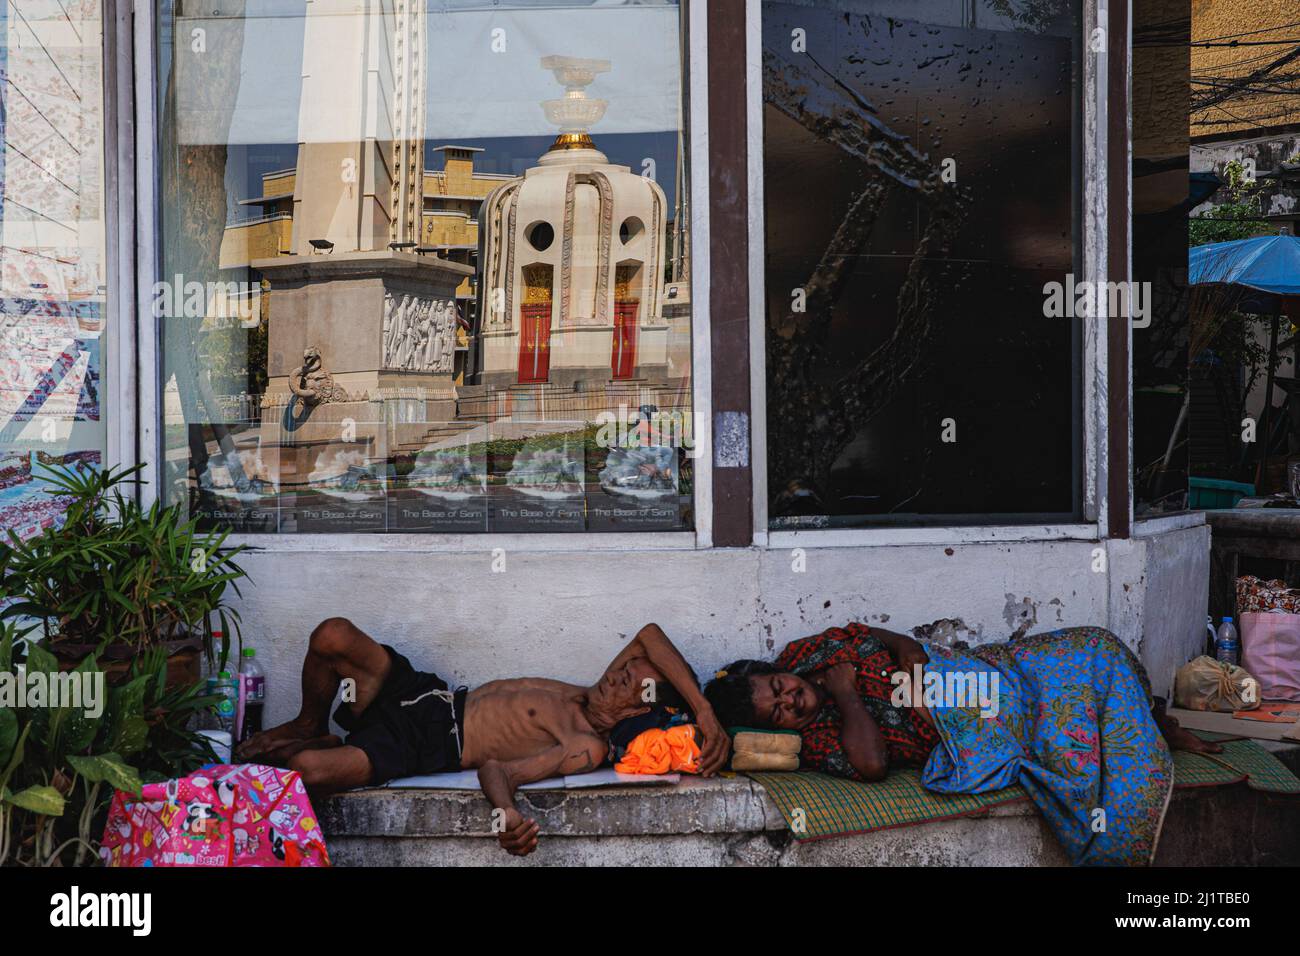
[243, 0, 468, 527]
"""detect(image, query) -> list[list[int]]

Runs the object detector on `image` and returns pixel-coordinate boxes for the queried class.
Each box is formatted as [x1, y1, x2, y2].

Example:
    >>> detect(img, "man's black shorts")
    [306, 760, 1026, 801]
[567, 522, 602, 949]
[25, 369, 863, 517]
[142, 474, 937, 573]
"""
[332, 645, 466, 785]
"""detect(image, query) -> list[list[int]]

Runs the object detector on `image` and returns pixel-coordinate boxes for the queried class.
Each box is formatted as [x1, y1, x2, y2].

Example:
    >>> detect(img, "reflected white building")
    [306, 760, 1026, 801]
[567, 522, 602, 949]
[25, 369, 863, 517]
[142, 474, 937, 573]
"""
[477, 57, 670, 388]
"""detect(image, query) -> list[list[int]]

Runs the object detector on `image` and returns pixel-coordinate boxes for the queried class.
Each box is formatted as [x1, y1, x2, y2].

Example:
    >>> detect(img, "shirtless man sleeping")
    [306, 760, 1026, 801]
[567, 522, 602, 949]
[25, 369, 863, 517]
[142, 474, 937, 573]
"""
[235, 617, 730, 856]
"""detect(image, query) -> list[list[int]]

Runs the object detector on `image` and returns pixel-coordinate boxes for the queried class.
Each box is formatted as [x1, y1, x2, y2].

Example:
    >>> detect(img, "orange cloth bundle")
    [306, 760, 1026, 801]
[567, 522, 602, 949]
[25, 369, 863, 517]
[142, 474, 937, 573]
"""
[613, 724, 701, 774]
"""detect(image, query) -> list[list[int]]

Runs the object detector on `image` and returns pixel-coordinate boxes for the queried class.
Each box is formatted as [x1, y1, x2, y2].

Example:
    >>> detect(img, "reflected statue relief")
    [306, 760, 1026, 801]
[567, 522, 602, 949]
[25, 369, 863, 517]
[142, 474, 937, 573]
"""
[382, 292, 458, 374]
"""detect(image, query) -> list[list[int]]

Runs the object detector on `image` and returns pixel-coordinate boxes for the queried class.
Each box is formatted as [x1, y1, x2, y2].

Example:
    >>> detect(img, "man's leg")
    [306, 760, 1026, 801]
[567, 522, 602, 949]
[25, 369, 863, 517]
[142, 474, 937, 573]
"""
[236, 617, 392, 761]
[288, 746, 374, 798]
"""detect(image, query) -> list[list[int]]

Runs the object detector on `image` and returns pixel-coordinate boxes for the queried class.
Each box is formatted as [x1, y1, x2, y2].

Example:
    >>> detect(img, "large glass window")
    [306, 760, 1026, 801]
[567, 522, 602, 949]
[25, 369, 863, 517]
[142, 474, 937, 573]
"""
[156, 0, 693, 533]
[1, 0, 108, 538]
[762, 0, 1081, 528]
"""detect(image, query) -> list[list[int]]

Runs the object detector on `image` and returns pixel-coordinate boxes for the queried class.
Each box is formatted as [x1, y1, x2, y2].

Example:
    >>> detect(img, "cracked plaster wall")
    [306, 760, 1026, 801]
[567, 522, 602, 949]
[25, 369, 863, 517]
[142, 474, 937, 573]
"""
[232, 524, 1209, 725]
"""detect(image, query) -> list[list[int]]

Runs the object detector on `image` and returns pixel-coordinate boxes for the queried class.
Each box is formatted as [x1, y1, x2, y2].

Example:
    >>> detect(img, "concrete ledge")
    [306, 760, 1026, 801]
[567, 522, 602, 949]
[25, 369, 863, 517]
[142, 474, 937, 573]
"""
[321, 776, 782, 839]
[319, 750, 1300, 866]
[320, 776, 1069, 866]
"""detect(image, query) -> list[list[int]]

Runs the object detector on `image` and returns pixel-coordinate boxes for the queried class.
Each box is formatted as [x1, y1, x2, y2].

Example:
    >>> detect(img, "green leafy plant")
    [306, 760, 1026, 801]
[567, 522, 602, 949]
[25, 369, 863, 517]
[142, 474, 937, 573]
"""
[985, 0, 1071, 32]
[0, 621, 218, 866]
[1190, 159, 1274, 247]
[0, 462, 247, 667]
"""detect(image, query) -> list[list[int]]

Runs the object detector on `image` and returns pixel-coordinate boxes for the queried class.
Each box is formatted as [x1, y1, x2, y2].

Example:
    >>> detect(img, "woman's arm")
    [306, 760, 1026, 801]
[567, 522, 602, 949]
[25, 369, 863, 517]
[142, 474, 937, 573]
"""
[871, 627, 930, 670]
[818, 662, 888, 781]
[871, 627, 934, 727]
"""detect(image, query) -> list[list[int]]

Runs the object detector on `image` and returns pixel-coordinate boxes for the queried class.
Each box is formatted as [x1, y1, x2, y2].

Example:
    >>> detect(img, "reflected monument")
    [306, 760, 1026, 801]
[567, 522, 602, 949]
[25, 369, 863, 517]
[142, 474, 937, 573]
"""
[243, 0, 471, 521]
[476, 55, 671, 388]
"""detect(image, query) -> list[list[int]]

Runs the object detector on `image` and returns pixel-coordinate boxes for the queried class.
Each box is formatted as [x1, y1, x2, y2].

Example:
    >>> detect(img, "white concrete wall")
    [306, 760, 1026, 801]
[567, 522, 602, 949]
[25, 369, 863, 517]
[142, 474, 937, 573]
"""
[229, 524, 1210, 725]
[1136, 523, 1214, 697]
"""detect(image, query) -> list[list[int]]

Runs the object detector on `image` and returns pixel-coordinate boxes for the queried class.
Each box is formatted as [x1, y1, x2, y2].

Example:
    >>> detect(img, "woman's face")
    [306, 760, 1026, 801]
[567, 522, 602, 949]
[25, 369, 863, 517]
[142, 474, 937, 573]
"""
[749, 672, 822, 730]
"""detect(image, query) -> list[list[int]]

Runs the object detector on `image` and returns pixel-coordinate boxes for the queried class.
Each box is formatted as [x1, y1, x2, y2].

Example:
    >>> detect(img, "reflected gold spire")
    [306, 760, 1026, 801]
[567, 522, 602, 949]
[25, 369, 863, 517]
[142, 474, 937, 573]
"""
[540, 55, 610, 155]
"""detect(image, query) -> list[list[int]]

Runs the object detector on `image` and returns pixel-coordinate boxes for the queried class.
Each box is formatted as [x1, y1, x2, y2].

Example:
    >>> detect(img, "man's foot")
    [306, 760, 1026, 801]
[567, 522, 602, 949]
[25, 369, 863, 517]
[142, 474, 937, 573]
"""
[1155, 712, 1224, 754]
[235, 717, 325, 762]
[261, 734, 343, 766]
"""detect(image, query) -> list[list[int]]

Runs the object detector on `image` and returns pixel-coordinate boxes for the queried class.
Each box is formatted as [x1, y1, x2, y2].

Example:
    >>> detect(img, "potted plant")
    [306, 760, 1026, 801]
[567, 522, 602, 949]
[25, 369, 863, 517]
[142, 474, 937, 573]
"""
[0, 620, 219, 866]
[0, 462, 248, 686]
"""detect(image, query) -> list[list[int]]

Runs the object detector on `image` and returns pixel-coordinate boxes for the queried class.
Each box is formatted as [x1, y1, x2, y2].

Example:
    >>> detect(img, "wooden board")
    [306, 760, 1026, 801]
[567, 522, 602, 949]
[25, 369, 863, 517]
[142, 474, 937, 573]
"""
[1170, 706, 1300, 742]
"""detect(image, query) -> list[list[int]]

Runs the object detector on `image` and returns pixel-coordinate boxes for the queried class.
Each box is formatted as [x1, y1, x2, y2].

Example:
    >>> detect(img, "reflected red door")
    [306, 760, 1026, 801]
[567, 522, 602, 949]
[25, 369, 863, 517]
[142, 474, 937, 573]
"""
[612, 301, 638, 380]
[518, 303, 551, 383]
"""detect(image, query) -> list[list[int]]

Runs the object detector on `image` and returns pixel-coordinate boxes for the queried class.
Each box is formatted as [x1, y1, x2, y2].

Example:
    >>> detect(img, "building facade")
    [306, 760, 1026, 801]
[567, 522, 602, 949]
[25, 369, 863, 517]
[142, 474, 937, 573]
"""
[0, 0, 1213, 724]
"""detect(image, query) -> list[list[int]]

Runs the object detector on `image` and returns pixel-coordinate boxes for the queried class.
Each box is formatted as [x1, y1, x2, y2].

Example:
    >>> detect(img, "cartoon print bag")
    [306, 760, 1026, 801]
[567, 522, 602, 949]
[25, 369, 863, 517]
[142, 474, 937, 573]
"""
[99, 763, 330, 867]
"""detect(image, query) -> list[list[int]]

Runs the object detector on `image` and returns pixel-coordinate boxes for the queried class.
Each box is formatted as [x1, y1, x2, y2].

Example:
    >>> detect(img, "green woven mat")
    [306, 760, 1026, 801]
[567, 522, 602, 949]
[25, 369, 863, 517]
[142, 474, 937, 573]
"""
[748, 733, 1299, 842]
[1171, 733, 1300, 795]
[746, 768, 1029, 842]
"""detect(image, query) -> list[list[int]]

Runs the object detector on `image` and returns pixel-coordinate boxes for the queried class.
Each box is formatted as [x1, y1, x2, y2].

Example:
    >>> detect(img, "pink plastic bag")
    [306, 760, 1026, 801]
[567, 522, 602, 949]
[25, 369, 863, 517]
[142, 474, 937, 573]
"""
[99, 763, 330, 867]
[1240, 612, 1300, 702]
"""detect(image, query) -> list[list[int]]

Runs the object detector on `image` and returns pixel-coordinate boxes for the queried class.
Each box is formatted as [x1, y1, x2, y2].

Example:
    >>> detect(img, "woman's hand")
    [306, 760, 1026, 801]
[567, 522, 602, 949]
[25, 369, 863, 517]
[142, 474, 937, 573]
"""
[894, 637, 929, 679]
[816, 661, 859, 699]
[816, 663, 889, 780]
[890, 637, 933, 724]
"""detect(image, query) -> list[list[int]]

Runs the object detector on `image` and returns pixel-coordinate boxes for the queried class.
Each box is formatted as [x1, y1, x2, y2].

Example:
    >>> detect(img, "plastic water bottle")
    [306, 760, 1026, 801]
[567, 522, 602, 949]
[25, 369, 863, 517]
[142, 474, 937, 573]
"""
[1215, 617, 1240, 667]
[213, 671, 238, 735]
[238, 648, 266, 744]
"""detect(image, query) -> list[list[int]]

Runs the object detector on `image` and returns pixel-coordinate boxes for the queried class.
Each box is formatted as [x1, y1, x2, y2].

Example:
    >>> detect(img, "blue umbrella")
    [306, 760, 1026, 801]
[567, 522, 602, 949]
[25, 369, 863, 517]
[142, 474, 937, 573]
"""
[1189, 235, 1300, 488]
[1189, 235, 1300, 297]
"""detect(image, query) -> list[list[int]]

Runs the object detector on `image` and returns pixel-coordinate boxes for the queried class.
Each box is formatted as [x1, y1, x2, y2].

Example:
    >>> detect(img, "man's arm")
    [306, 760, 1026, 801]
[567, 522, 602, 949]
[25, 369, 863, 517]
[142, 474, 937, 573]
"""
[608, 623, 708, 714]
[607, 623, 730, 775]
[477, 735, 606, 857]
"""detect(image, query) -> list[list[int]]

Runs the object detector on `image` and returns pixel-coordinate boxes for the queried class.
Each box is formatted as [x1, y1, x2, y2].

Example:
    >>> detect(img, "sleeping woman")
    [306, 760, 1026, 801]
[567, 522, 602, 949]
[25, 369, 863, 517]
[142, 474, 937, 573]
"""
[703, 622, 1219, 866]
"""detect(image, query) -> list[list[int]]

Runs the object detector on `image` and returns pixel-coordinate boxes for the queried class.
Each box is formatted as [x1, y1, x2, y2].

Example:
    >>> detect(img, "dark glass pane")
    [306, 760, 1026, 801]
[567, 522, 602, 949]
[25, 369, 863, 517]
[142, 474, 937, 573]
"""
[763, 0, 1081, 527]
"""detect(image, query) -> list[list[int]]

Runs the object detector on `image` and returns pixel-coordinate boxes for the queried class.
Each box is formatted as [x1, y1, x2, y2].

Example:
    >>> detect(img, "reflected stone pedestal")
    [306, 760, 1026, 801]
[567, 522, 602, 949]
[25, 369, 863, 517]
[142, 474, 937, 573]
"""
[250, 251, 473, 523]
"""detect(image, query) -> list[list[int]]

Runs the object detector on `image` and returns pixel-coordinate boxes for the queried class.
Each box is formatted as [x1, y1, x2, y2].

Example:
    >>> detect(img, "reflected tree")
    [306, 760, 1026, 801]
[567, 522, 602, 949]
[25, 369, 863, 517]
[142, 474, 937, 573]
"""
[158, 0, 249, 504]
[984, 0, 1072, 33]
[763, 40, 969, 509]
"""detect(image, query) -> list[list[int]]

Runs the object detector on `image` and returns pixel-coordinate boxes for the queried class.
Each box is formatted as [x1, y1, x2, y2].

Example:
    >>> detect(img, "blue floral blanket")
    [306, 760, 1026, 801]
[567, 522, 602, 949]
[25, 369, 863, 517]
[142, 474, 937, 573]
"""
[918, 627, 1174, 865]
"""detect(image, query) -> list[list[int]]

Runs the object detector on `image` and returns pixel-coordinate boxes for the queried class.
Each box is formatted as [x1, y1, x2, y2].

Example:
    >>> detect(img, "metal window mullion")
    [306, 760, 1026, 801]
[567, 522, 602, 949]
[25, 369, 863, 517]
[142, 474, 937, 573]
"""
[104, 0, 138, 478]
[688, 0, 714, 549]
[745, 0, 767, 546]
[134, 0, 161, 506]
[1084, 0, 1110, 538]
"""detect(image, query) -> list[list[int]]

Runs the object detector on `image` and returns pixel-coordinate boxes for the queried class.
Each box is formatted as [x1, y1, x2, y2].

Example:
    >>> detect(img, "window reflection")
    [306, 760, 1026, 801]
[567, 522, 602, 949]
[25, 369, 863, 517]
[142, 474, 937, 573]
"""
[158, 0, 693, 533]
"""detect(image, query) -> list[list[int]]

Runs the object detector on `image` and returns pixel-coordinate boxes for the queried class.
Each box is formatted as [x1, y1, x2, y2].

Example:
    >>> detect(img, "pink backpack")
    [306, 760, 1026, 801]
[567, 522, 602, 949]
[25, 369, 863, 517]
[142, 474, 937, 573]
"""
[99, 763, 330, 867]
